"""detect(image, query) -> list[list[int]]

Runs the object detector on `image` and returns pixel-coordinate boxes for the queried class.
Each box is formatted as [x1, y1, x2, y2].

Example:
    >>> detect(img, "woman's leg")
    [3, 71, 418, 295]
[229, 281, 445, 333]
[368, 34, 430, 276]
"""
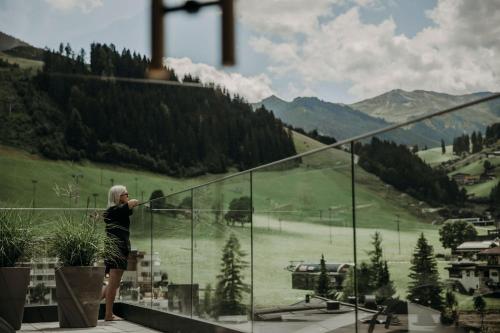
[105, 269, 124, 320]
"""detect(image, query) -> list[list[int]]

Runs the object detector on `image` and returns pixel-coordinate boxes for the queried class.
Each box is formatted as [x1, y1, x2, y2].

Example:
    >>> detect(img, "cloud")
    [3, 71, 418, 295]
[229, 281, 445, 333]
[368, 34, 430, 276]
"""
[244, 0, 500, 100]
[165, 57, 275, 103]
[45, 0, 103, 13]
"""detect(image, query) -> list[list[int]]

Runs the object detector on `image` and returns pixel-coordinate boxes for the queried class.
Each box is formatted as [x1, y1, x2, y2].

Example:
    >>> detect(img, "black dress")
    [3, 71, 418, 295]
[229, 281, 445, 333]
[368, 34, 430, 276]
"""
[103, 203, 132, 273]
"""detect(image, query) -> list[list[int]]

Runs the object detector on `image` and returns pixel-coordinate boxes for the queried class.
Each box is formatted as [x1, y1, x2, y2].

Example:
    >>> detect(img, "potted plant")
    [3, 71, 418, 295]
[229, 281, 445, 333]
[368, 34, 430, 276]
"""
[0, 209, 33, 331]
[50, 214, 117, 328]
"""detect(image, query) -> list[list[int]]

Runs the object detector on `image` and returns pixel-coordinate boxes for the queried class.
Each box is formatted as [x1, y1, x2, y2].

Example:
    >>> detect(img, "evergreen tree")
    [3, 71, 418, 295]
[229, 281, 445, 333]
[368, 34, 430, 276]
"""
[490, 181, 500, 215]
[316, 254, 332, 298]
[441, 139, 446, 154]
[484, 160, 494, 174]
[441, 288, 458, 325]
[368, 231, 384, 289]
[376, 261, 396, 302]
[357, 262, 373, 296]
[212, 233, 249, 318]
[367, 232, 395, 302]
[407, 233, 443, 310]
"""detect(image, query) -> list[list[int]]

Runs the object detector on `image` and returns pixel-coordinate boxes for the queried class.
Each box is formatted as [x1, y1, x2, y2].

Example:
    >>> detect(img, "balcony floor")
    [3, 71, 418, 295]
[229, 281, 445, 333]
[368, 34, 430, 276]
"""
[20, 320, 161, 333]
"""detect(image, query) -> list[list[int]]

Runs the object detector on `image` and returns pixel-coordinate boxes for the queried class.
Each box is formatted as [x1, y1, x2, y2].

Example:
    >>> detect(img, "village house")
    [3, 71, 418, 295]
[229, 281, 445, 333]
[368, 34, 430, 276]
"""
[121, 250, 164, 293]
[454, 238, 499, 257]
[447, 242, 500, 294]
[451, 173, 480, 185]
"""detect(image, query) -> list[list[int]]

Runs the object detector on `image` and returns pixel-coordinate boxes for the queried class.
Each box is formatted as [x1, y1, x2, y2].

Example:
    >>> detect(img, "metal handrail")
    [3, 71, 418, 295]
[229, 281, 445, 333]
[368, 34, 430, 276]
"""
[142, 92, 500, 205]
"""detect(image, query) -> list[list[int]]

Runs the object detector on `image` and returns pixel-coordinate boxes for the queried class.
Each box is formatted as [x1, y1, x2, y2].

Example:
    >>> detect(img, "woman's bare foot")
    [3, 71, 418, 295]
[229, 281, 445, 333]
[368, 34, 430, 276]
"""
[104, 314, 122, 321]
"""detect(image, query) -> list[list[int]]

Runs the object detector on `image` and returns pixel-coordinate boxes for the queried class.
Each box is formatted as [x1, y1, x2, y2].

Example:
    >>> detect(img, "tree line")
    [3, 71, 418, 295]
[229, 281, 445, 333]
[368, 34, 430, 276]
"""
[2, 43, 296, 177]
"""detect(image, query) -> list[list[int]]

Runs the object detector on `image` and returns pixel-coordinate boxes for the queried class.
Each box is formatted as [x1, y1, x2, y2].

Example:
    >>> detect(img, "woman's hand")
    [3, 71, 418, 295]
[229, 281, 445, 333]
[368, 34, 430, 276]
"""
[128, 199, 139, 209]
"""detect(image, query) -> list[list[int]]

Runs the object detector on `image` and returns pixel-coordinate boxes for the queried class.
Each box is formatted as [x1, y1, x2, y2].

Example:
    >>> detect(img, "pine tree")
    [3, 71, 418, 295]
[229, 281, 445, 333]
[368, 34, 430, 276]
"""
[368, 231, 384, 288]
[316, 254, 332, 298]
[407, 233, 443, 310]
[376, 261, 396, 302]
[212, 233, 249, 318]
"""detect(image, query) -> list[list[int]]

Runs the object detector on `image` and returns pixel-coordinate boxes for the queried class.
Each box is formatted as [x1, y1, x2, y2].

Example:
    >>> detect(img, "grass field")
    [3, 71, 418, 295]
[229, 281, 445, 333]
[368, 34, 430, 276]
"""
[418, 145, 459, 167]
[449, 154, 500, 197]
[0, 51, 43, 70]
[0, 138, 471, 310]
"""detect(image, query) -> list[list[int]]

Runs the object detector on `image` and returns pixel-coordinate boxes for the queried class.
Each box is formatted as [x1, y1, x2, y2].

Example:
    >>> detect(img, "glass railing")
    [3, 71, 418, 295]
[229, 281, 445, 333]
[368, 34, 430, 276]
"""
[4, 92, 500, 332]
[127, 92, 499, 333]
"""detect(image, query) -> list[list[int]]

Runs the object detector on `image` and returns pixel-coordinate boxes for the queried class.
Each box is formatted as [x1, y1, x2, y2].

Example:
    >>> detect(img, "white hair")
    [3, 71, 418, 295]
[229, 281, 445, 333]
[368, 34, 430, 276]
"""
[107, 185, 127, 208]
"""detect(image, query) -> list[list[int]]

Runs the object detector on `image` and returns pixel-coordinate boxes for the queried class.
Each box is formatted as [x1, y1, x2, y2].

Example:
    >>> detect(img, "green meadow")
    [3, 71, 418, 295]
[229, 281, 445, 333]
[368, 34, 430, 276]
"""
[0, 133, 461, 309]
[418, 145, 459, 167]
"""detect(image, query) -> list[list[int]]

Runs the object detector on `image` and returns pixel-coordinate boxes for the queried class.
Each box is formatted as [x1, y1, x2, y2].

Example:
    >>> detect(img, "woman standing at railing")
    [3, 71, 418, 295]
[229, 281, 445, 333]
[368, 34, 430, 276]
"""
[101, 185, 139, 321]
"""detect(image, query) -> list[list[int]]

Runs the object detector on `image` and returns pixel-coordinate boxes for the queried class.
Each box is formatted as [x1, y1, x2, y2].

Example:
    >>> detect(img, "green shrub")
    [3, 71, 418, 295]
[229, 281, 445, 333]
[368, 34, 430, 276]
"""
[49, 214, 118, 267]
[0, 209, 34, 267]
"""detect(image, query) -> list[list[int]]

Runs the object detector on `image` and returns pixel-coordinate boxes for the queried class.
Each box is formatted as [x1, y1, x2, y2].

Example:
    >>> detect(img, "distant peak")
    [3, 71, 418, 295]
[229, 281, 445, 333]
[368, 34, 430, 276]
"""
[293, 96, 321, 102]
[261, 94, 286, 103]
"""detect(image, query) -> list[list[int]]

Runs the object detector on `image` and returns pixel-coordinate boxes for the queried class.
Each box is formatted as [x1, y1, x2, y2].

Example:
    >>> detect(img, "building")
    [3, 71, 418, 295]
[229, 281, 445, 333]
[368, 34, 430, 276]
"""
[20, 257, 58, 305]
[291, 263, 351, 290]
[445, 260, 481, 294]
[121, 250, 164, 293]
[446, 246, 500, 294]
[454, 239, 499, 257]
[477, 246, 500, 291]
[451, 173, 480, 185]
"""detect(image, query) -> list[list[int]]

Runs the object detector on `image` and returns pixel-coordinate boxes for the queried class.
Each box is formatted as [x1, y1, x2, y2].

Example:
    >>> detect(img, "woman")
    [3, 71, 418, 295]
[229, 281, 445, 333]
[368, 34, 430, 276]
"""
[102, 185, 139, 321]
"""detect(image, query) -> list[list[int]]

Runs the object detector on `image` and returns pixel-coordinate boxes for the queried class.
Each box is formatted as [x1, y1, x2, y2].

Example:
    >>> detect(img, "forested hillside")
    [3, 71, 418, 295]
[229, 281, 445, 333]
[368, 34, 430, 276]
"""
[355, 138, 467, 207]
[0, 43, 296, 176]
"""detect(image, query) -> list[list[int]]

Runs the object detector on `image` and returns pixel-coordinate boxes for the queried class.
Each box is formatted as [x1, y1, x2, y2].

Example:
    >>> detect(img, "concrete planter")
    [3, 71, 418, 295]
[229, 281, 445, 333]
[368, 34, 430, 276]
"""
[55, 266, 105, 328]
[0, 267, 30, 331]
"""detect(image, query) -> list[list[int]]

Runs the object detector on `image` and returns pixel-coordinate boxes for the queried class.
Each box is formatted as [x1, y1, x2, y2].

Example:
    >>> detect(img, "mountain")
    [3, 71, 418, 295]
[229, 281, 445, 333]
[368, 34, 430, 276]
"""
[257, 90, 500, 147]
[0, 31, 29, 51]
[350, 89, 500, 146]
[255, 95, 390, 140]
[350, 89, 497, 123]
[255, 95, 442, 146]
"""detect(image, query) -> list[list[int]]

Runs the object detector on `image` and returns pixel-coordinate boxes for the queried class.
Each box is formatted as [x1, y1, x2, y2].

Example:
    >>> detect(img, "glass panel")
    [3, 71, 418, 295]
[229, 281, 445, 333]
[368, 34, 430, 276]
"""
[0, 207, 106, 306]
[121, 200, 152, 307]
[147, 190, 192, 314]
[252, 146, 355, 333]
[353, 100, 500, 333]
[193, 174, 252, 332]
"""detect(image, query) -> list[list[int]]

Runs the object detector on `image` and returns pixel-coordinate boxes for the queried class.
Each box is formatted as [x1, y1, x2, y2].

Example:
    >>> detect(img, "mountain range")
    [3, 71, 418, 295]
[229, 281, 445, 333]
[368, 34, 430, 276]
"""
[256, 90, 500, 147]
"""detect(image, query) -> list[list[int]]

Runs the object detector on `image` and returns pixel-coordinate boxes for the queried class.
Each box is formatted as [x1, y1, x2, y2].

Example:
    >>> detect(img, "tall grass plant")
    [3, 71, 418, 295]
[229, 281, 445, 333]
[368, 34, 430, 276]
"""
[0, 209, 34, 267]
[49, 213, 119, 267]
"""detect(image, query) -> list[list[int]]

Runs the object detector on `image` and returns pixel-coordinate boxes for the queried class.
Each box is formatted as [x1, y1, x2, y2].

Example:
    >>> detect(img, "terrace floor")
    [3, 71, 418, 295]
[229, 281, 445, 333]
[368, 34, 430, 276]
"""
[20, 320, 161, 333]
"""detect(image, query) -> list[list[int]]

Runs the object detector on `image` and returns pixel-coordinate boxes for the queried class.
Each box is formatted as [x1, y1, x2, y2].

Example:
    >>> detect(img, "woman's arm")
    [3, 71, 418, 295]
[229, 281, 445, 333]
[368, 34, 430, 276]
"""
[127, 199, 139, 209]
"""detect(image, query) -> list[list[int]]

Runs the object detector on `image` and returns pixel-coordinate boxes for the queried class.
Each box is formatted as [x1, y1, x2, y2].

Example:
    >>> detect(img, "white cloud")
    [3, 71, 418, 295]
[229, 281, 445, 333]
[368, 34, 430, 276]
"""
[237, 0, 348, 38]
[45, 0, 103, 13]
[165, 57, 275, 103]
[244, 0, 500, 100]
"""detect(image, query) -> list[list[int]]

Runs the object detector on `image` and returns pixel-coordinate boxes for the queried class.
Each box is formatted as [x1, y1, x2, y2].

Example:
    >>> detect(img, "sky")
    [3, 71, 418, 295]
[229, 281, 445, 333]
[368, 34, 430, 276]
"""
[0, 0, 499, 103]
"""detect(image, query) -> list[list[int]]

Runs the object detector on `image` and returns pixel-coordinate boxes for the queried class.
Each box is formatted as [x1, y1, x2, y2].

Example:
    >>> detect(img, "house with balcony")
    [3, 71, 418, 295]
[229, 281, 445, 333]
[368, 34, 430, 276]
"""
[453, 239, 499, 258]
[20, 257, 58, 305]
[446, 245, 500, 294]
[451, 173, 480, 185]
